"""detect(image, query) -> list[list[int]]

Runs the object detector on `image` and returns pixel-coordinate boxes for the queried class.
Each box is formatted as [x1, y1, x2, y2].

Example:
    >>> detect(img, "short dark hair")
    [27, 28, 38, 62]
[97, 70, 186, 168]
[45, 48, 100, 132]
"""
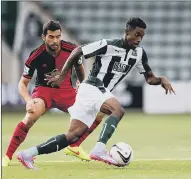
[126, 17, 147, 30]
[43, 20, 61, 35]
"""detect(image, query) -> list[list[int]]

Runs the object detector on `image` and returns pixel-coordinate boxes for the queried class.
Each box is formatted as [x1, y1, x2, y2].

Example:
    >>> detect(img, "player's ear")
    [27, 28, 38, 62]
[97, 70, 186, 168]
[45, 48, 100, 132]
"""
[125, 28, 129, 35]
[125, 26, 133, 35]
[42, 34, 45, 41]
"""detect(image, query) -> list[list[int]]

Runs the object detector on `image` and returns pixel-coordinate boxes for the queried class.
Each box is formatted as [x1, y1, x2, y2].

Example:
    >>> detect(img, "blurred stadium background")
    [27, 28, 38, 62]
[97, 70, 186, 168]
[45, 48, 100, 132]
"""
[2, 1, 191, 113]
[1, 2, 191, 179]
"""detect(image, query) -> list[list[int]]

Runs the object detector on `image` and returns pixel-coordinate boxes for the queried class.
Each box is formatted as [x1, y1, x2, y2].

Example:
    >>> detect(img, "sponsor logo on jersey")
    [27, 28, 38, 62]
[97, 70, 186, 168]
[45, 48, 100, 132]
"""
[113, 62, 131, 73]
[42, 64, 47, 68]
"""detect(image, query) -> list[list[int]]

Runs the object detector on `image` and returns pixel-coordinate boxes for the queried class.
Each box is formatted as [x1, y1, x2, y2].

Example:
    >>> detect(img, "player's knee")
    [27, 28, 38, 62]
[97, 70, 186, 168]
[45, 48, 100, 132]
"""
[119, 107, 125, 118]
[96, 112, 105, 122]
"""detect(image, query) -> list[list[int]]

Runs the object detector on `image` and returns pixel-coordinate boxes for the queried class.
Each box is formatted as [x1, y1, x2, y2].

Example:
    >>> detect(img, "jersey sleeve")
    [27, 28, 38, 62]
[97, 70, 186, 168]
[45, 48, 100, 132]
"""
[22, 51, 37, 79]
[136, 49, 152, 74]
[81, 39, 108, 59]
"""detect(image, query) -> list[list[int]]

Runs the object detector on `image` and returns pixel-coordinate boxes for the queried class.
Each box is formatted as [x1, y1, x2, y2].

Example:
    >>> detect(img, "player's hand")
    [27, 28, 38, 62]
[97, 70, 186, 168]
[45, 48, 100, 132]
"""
[75, 79, 80, 93]
[161, 77, 176, 95]
[76, 79, 80, 89]
[26, 99, 36, 113]
[44, 69, 61, 87]
[45, 74, 61, 87]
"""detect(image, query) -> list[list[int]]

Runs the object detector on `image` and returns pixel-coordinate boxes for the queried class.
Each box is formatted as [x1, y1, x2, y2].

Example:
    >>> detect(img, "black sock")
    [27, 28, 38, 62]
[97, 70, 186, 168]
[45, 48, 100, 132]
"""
[37, 134, 68, 155]
[98, 114, 120, 144]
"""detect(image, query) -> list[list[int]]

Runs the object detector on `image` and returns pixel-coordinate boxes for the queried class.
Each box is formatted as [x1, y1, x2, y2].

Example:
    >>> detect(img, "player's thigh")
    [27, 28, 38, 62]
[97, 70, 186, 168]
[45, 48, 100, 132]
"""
[69, 84, 111, 128]
[100, 97, 125, 117]
[32, 86, 53, 109]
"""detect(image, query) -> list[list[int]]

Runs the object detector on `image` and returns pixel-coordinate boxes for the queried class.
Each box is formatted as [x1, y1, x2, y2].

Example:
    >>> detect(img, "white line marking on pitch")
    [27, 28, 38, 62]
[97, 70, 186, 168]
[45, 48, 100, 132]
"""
[11, 158, 191, 164]
[134, 158, 191, 161]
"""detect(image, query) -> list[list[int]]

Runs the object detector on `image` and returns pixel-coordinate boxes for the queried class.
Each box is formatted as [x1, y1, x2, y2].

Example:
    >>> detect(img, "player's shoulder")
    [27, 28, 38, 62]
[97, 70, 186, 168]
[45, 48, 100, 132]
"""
[135, 45, 146, 53]
[105, 38, 124, 48]
[134, 46, 148, 60]
[26, 44, 46, 65]
[29, 43, 46, 56]
[61, 40, 77, 52]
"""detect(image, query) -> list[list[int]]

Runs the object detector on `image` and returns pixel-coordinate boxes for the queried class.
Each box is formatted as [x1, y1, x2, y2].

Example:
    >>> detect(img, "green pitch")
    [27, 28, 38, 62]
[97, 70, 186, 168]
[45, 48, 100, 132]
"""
[2, 112, 191, 179]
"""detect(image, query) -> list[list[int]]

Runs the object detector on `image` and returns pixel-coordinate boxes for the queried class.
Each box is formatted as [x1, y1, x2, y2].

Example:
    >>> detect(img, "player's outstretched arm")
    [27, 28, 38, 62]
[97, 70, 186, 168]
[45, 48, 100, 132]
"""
[143, 71, 176, 95]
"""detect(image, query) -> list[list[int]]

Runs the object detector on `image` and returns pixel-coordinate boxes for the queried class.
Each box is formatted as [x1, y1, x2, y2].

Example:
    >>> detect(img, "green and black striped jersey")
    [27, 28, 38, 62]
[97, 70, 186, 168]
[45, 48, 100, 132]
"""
[82, 38, 151, 91]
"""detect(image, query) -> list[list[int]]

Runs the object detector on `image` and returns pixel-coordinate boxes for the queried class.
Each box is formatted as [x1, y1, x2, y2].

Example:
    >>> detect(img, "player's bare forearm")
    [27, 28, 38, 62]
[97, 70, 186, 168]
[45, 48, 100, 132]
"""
[147, 76, 162, 85]
[59, 47, 83, 82]
[18, 77, 31, 103]
[144, 71, 162, 85]
[74, 64, 85, 83]
[148, 77, 161, 85]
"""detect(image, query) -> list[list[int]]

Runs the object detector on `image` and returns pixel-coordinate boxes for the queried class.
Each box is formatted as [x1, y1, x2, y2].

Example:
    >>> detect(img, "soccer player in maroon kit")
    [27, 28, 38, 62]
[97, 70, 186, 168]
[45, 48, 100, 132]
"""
[2, 20, 103, 167]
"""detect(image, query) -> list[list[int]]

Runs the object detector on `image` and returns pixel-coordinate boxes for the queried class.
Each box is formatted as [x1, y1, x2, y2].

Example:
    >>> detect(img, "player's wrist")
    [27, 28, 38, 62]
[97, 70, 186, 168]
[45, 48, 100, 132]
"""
[159, 76, 166, 84]
[160, 76, 169, 88]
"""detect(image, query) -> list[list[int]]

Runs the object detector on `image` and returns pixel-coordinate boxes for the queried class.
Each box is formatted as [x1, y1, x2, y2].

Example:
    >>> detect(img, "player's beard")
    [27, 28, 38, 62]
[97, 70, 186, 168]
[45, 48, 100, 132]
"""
[46, 43, 61, 56]
[47, 44, 59, 52]
[128, 41, 138, 49]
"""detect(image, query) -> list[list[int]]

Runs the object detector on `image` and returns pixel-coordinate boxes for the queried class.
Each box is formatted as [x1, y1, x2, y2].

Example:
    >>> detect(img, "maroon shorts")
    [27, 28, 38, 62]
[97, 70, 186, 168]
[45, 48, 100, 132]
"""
[32, 86, 76, 112]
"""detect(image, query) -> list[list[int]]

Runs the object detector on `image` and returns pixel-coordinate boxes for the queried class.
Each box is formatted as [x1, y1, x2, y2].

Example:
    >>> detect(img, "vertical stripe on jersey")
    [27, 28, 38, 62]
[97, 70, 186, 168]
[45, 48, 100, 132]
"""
[124, 49, 129, 61]
[141, 50, 151, 73]
[103, 56, 121, 87]
[90, 56, 102, 77]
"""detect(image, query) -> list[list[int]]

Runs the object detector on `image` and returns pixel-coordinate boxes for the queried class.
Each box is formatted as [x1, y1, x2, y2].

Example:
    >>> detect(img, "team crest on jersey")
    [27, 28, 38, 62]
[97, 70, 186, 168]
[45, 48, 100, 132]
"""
[132, 49, 137, 56]
[112, 62, 131, 73]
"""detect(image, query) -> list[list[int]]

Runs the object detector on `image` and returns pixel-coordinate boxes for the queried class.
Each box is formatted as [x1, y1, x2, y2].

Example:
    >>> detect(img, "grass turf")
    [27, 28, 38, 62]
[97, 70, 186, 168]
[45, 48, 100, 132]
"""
[2, 112, 191, 179]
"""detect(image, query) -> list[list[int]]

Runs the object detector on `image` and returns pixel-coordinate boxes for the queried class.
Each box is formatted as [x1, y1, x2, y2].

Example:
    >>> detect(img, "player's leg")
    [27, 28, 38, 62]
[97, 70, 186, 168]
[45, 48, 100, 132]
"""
[16, 83, 118, 168]
[55, 87, 104, 146]
[3, 86, 52, 167]
[66, 84, 121, 166]
[64, 112, 104, 161]
[54, 88, 103, 161]
[99, 98, 124, 144]
[90, 97, 125, 165]
[16, 119, 89, 169]
[2, 98, 46, 166]
[70, 112, 104, 147]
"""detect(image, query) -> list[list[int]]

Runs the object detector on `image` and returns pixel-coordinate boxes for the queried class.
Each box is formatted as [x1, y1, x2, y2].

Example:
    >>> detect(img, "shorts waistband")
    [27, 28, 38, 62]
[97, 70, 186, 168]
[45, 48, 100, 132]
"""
[83, 76, 106, 93]
[83, 76, 104, 87]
